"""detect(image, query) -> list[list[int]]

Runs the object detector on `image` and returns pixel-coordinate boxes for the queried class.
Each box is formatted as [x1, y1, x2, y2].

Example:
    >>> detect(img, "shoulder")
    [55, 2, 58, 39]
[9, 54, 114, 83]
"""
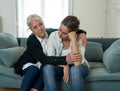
[49, 31, 59, 37]
[49, 30, 59, 39]
[28, 34, 36, 40]
[27, 34, 40, 45]
[47, 31, 61, 45]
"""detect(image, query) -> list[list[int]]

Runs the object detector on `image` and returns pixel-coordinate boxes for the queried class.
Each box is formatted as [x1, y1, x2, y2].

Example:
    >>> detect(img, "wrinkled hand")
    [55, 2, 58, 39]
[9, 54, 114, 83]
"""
[63, 65, 69, 83]
[66, 52, 82, 62]
[78, 33, 87, 47]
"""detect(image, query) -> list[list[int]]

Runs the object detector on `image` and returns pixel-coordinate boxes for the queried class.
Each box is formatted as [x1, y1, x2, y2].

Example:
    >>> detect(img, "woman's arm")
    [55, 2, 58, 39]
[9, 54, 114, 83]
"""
[69, 32, 82, 66]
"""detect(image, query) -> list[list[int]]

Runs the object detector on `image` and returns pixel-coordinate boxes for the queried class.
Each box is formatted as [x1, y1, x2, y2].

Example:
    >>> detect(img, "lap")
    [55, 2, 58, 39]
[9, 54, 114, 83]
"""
[43, 64, 63, 78]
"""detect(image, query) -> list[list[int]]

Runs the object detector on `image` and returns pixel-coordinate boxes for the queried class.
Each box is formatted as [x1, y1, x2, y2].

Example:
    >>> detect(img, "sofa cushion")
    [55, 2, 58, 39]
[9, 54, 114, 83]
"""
[0, 47, 25, 67]
[85, 41, 103, 62]
[103, 39, 120, 73]
[0, 59, 3, 65]
[85, 64, 120, 82]
[0, 65, 22, 79]
[0, 33, 19, 49]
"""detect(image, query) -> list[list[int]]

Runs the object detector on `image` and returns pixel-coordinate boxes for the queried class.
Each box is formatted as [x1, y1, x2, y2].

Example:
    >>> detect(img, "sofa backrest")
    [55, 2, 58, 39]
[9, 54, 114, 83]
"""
[86, 38, 119, 62]
[17, 28, 120, 62]
[88, 38, 119, 51]
[17, 37, 119, 62]
[0, 33, 19, 49]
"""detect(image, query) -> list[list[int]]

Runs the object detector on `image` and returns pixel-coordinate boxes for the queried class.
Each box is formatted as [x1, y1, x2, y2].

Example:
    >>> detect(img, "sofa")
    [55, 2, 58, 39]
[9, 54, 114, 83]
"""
[0, 29, 120, 91]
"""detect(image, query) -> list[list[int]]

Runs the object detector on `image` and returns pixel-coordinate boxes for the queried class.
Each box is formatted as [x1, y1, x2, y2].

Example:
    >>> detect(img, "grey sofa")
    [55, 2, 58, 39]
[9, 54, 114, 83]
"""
[0, 29, 120, 91]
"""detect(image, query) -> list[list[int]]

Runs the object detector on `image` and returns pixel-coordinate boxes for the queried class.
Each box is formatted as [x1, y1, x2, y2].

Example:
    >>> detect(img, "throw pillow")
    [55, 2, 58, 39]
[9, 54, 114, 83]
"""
[0, 47, 25, 67]
[0, 33, 19, 49]
[85, 41, 103, 62]
[103, 39, 120, 73]
[0, 59, 3, 65]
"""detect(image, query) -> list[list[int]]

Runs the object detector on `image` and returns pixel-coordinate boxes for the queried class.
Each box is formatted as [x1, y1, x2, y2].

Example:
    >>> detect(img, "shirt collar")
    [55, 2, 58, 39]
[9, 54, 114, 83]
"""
[35, 32, 48, 43]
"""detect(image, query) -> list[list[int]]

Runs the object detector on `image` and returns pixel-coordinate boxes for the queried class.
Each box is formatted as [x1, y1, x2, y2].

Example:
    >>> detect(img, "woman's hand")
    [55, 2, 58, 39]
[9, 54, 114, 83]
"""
[63, 65, 69, 83]
[66, 52, 82, 62]
[68, 31, 76, 41]
[78, 33, 87, 47]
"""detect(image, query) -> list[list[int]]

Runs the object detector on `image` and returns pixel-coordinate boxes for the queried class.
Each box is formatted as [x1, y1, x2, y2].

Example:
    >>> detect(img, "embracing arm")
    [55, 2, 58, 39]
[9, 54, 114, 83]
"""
[28, 34, 80, 65]
[27, 34, 67, 65]
[77, 29, 87, 47]
[76, 29, 87, 35]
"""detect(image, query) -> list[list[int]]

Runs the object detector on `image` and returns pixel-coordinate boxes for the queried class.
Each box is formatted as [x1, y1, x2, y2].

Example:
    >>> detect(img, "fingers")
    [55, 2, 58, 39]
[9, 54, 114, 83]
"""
[70, 52, 82, 62]
[69, 32, 76, 37]
[63, 66, 69, 83]
[63, 73, 69, 83]
[66, 52, 82, 62]
[78, 33, 87, 47]
[68, 32, 76, 40]
[82, 39, 87, 48]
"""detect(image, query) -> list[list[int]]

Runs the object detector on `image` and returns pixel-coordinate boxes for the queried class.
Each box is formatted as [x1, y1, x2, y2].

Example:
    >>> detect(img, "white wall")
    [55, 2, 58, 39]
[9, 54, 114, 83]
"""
[0, 0, 17, 36]
[106, 0, 120, 38]
[1, 0, 119, 38]
[73, 0, 106, 38]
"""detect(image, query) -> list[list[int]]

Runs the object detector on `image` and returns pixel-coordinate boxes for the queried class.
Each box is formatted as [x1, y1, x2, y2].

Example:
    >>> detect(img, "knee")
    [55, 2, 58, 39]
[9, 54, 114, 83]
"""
[70, 66, 80, 74]
[70, 65, 88, 78]
[43, 64, 55, 75]
[23, 66, 39, 75]
[70, 66, 84, 81]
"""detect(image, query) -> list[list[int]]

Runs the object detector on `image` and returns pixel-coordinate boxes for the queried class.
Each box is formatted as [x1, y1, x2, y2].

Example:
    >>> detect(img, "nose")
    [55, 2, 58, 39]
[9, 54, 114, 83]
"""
[38, 26, 43, 31]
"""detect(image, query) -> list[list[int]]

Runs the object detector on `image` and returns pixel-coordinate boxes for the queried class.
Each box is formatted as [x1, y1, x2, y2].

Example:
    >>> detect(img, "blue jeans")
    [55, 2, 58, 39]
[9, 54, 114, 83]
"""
[43, 64, 89, 91]
[21, 65, 44, 91]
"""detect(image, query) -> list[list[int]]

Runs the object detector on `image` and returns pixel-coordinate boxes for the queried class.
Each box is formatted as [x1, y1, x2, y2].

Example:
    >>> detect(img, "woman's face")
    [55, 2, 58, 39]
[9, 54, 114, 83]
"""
[58, 24, 70, 40]
[30, 20, 46, 39]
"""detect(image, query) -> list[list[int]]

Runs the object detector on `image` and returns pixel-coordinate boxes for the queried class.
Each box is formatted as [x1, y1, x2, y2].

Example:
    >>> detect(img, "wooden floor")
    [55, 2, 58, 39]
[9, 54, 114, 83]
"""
[0, 88, 20, 91]
[0, 88, 44, 91]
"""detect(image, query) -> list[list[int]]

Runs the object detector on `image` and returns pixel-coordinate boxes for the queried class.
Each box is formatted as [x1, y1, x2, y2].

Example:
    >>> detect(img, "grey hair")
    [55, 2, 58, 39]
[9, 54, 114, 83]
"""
[27, 14, 43, 28]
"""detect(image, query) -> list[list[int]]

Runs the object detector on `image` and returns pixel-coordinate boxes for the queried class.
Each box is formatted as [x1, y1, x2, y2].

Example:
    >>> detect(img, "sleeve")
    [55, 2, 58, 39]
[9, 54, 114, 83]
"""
[46, 33, 56, 56]
[76, 29, 87, 35]
[27, 36, 67, 65]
